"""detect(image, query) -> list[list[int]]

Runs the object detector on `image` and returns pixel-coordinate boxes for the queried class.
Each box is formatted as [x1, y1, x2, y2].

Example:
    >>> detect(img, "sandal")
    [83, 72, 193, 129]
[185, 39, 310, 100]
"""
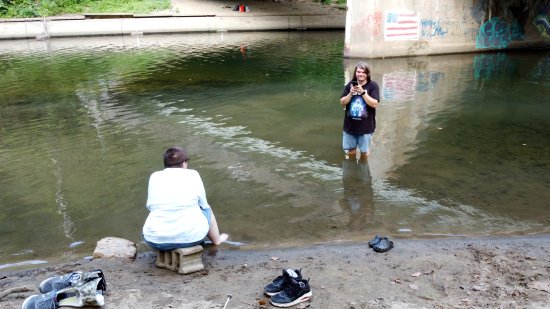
[373, 237, 394, 253]
[368, 235, 382, 248]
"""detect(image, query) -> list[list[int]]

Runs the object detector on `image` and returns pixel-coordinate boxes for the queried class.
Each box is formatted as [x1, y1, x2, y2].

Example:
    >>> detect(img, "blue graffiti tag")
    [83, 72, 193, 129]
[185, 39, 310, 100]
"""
[421, 19, 448, 38]
[387, 12, 398, 23]
[534, 15, 550, 40]
[476, 17, 511, 49]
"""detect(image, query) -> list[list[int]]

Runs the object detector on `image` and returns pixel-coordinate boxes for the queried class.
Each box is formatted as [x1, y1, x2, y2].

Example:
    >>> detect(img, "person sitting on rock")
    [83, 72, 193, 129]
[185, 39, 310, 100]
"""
[142, 147, 228, 251]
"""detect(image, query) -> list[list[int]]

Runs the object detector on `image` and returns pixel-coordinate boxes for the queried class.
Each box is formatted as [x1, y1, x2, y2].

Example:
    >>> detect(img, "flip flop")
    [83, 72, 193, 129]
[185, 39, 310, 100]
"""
[373, 237, 394, 253]
[368, 235, 382, 248]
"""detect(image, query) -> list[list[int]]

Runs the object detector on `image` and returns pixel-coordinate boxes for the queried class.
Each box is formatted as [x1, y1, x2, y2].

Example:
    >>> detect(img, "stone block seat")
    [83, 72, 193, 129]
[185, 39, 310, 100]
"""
[155, 245, 204, 274]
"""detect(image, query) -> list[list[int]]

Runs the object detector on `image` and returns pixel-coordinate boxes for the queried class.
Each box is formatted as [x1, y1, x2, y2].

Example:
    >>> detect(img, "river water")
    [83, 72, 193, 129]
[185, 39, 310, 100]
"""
[1, 32, 549, 269]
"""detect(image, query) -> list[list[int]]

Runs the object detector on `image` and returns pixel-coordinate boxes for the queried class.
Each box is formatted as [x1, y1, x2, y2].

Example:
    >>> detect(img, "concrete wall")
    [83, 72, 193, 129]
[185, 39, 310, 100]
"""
[344, 0, 550, 58]
[0, 15, 344, 40]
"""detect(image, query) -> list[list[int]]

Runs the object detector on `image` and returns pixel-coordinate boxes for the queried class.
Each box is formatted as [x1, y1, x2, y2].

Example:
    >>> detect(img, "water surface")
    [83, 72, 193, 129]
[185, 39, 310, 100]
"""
[1, 32, 549, 269]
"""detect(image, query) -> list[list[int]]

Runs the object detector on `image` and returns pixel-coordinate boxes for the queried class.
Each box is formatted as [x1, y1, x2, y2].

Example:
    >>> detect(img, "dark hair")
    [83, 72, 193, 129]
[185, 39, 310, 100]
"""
[353, 61, 371, 83]
[163, 147, 189, 168]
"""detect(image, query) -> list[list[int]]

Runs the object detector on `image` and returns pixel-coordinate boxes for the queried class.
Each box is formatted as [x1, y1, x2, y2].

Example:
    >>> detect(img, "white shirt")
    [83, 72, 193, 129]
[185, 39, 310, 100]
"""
[142, 168, 210, 244]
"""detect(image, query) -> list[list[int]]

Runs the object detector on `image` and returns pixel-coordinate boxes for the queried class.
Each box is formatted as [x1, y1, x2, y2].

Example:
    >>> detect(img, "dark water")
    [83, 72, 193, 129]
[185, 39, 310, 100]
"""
[0, 32, 549, 270]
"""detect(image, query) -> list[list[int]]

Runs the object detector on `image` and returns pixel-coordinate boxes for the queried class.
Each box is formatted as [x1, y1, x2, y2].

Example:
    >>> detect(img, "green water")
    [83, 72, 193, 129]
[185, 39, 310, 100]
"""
[0, 32, 549, 269]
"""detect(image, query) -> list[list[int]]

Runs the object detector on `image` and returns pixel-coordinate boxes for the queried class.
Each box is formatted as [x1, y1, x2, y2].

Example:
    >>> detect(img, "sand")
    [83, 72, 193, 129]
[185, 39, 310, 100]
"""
[1, 236, 549, 308]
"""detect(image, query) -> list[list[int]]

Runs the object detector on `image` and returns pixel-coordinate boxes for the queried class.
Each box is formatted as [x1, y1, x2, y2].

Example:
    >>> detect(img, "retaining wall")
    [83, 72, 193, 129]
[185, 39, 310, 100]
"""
[345, 0, 550, 58]
[0, 14, 345, 40]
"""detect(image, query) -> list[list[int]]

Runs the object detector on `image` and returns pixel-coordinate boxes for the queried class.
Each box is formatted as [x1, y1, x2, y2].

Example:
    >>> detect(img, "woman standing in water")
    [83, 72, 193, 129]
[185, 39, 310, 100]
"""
[339, 62, 380, 160]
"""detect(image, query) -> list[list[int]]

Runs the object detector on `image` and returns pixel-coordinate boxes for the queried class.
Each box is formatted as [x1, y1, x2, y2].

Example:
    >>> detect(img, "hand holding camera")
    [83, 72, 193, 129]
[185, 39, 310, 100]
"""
[350, 81, 361, 95]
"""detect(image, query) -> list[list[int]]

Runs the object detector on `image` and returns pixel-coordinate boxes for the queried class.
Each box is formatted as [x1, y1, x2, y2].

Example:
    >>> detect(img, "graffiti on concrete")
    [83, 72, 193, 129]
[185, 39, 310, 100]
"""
[470, 0, 489, 23]
[509, 19, 525, 41]
[463, 28, 479, 42]
[360, 11, 383, 36]
[476, 17, 511, 49]
[384, 12, 420, 41]
[534, 15, 550, 40]
[421, 19, 448, 38]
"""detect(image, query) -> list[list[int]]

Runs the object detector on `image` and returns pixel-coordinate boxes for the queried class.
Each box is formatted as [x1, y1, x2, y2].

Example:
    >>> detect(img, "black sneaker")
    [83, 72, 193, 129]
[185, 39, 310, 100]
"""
[270, 277, 312, 308]
[264, 269, 302, 296]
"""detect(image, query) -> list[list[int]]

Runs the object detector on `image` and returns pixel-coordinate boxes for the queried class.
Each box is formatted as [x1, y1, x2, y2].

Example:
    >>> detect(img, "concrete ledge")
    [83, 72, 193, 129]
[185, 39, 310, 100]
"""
[84, 13, 134, 19]
[0, 14, 345, 40]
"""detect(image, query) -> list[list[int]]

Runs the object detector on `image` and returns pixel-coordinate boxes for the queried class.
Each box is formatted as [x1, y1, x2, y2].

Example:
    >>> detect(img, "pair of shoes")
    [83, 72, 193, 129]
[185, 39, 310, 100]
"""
[368, 235, 394, 253]
[22, 270, 106, 309]
[39, 270, 106, 294]
[264, 269, 312, 308]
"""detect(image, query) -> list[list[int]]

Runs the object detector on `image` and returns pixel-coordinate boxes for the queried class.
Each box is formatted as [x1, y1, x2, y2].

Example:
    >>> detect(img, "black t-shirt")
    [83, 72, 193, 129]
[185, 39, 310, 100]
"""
[340, 80, 380, 134]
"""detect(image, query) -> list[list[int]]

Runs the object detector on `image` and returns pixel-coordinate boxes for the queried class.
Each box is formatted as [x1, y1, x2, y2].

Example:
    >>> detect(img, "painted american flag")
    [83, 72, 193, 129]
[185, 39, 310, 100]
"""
[384, 12, 420, 41]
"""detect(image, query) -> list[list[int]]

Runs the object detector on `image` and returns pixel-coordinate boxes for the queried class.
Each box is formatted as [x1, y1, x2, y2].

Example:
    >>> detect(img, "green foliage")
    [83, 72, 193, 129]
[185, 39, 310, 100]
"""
[314, 0, 346, 5]
[1, 0, 39, 18]
[0, 0, 170, 18]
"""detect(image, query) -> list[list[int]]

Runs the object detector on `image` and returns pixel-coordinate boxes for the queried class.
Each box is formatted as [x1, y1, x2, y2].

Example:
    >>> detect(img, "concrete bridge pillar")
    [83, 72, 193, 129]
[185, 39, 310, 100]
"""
[344, 0, 550, 59]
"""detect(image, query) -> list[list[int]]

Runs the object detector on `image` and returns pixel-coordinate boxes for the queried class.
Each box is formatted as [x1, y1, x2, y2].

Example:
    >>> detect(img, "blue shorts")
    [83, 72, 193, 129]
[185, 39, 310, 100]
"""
[143, 207, 212, 251]
[342, 131, 372, 153]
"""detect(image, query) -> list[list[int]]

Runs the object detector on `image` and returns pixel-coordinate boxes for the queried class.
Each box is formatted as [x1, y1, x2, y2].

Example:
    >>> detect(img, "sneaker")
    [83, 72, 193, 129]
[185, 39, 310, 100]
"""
[39, 269, 106, 293]
[21, 290, 58, 309]
[22, 275, 106, 309]
[264, 269, 302, 296]
[56, 277, 106, 307]
[270, 277, 312, 308]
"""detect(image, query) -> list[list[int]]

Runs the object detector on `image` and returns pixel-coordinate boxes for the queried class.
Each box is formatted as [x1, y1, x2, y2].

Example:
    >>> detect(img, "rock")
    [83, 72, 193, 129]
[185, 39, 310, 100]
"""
[93, 237, 136, 260]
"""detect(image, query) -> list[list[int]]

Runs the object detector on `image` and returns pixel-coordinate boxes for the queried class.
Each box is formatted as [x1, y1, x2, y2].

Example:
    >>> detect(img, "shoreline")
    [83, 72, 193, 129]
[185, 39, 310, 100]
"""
[2, 235, 549, 308]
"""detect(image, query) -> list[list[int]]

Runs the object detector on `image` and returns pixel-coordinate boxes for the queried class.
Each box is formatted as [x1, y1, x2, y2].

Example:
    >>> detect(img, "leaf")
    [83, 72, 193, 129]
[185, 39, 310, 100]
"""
[410, 272, 421, 277]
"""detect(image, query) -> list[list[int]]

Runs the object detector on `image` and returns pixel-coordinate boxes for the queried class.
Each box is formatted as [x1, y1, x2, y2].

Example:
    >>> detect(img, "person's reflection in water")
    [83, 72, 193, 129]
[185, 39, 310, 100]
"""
[339, 158, 374, 231]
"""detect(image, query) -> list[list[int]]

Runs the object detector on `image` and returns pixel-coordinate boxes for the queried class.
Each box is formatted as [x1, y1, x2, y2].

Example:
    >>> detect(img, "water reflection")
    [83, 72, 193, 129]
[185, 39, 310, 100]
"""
[1, 33, 549, 269]
[339, 159, 373, 232]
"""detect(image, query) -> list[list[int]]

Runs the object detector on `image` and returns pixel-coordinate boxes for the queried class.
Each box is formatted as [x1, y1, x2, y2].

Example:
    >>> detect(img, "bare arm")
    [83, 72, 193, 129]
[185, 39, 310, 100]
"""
[340, 91, 353, 107]
[340, 84, 379, 108]
[340, 84, 361, 107]
[361, 91, 379, 109]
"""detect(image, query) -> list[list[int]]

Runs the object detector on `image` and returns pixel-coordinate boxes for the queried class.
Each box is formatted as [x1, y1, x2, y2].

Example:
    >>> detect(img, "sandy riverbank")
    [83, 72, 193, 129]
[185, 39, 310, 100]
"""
[1, 236, 549, 308]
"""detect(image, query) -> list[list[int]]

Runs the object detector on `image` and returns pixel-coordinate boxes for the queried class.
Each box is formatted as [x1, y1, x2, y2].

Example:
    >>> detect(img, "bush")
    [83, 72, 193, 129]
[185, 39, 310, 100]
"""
[0, 0, 170, 18]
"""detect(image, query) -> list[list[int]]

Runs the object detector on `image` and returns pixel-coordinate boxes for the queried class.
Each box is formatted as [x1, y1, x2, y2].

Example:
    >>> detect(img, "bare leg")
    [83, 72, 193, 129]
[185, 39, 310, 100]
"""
[207, 212, 228, 245]
[345, 148, 357, 160]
